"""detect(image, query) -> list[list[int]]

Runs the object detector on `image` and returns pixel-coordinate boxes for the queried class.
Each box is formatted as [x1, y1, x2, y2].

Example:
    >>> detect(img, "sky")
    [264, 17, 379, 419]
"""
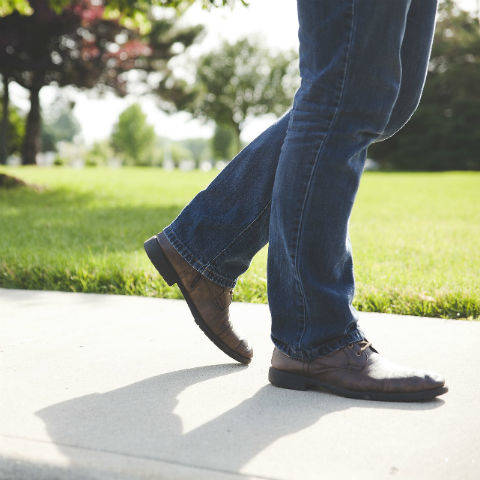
[10, 0, 480, 145]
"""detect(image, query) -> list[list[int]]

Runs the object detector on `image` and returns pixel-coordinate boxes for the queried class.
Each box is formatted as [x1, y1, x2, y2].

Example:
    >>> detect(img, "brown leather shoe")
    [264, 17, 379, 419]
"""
[269, 340, 447, 401]
[144, 232, 253, 364]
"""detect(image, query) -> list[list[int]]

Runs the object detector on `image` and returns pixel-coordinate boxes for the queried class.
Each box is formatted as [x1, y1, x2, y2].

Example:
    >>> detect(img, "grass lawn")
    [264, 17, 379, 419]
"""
[1, 166, 479, 319]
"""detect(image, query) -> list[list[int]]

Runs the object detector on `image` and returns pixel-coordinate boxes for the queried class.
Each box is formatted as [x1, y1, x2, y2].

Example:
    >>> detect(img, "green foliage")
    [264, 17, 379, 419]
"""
[85, 141, 114, 167]
[156, 136, 210, 168]
[0, 0, 32, 16]
[369, 1, 480, 170]
[135, 15, 205, 120]
[0, 100, 24, 155]
[211, 123, 236, 160]
[53, 155, 65, 166]
[159, 37, 299, 151]
[0, 167, 478, 319]
[177, 137, 210, 168]
[41, 99, 81, 152]
[0, 0, 246, 19]
[0, 1, 171, 163]
[111, 103, 156, 166]
[168, 142, 194, 167]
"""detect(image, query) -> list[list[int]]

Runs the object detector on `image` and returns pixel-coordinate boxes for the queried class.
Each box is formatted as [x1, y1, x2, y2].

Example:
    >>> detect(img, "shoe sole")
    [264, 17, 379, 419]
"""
[268, 367, 448, 402]
[144, 235, 251, 365]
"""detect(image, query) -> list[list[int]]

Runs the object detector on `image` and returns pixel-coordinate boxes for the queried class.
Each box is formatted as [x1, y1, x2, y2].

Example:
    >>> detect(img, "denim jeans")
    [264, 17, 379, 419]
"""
[163, 0, 438, 361]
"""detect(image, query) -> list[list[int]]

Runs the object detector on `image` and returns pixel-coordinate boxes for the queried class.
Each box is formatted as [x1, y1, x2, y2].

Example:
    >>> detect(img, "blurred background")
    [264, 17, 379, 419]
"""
[0, 0, 479, 320]
[1, 0, 479, 170]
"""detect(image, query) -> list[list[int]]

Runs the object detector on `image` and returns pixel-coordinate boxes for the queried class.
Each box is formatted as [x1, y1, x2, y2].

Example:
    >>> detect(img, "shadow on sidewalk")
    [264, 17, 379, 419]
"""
[36, 363, 444, 476]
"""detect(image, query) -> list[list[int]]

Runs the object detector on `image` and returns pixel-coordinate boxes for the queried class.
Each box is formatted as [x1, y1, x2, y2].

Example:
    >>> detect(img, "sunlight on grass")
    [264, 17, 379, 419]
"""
[1, 167, 479, 319]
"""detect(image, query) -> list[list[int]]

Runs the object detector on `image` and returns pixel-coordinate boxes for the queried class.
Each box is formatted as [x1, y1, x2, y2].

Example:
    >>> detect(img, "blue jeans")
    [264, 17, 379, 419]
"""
[163, 0, 438, 361]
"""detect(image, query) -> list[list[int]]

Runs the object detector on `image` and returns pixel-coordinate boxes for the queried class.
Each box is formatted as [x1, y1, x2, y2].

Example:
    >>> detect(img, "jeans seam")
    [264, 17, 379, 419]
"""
[292, 0, 356, 353]
[207, 112, 294, 271]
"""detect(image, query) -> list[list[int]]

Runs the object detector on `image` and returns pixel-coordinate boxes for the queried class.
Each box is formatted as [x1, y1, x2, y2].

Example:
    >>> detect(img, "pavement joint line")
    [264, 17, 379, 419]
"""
[0, 434, 279, 480]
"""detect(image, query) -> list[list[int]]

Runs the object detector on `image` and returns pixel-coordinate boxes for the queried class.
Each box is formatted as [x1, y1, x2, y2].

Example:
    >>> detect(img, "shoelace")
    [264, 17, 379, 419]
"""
[358, 340, 372, 352]
[348, 339, 372, 356]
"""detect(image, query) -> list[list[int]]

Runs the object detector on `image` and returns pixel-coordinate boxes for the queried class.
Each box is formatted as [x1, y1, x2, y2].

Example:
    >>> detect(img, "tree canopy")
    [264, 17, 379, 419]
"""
[41, 96, 81, 151]
[159, 37, 299, 152]
[0, 0, 246, 17]
[0, 0, 151, 163]
[111, 103, 156, 165]
[0, 0, 203, 164]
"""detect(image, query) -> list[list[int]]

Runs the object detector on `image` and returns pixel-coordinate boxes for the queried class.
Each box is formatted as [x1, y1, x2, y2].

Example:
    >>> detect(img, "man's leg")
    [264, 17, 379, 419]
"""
[145, 110, 291, 364]
[267, 0, 445, 401]
[162, 0, 437, 291]
[146, 0, 443, 378]
[375, 0, 438, 142]
[162, 112, 290, 288]
[267, 0, 436, 359]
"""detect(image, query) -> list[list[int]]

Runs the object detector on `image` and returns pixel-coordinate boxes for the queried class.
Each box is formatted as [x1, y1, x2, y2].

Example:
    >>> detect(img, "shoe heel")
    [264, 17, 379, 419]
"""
[144, 236, 179, 286]
[268, 367, 310, 391]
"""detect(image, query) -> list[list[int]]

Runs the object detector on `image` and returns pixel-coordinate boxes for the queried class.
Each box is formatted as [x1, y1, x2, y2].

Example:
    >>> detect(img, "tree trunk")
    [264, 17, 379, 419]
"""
[22, 83, 42, 165]
[0, 75, 9, 165]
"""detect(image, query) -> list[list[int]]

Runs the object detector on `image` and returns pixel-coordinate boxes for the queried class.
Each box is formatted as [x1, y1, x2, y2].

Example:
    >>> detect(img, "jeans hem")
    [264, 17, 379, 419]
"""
[272, 327, 365, 362]
[162, 226, 237, 289]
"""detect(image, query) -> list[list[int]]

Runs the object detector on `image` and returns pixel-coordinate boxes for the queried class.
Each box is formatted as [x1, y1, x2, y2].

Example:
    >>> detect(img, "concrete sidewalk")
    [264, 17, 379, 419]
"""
[1, 288, 479, 480]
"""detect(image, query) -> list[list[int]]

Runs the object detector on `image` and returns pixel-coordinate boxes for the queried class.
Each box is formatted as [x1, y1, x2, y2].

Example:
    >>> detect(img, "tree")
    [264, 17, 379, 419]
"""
[85, 140, 113, 166]
[0, 74, 10, 163]
[178, 137, 209, 168]
[0, 92, 25, 161]
[41, 96, 81, 151]
[0, 0, 245, 17]
[111, 103, 156, 165]
[135, 14, 204, 105]
[0, 0, 205, 165]
[369, 0, 480, 170]
[169, 142, 194, 168]
[211, 123, 236, 161]
[158, 37, 299, 152]
[0, 0, 152, 164]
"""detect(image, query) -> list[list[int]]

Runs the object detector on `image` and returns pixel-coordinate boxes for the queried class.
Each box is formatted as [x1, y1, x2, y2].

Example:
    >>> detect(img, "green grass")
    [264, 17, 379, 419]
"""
[1, 166, 479, 319]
